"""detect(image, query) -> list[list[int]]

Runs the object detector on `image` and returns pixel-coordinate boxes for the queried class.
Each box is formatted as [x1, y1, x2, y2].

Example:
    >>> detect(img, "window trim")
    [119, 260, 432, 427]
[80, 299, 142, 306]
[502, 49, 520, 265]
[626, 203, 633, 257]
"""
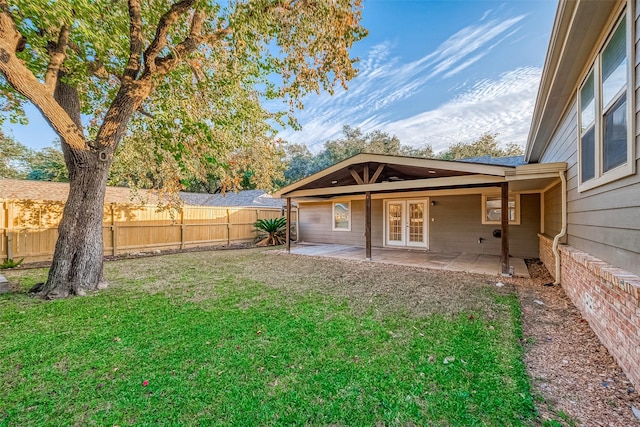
[577, 7, 636, 192]
[481, 194, 521, 225]
[332, 201, 351, 231]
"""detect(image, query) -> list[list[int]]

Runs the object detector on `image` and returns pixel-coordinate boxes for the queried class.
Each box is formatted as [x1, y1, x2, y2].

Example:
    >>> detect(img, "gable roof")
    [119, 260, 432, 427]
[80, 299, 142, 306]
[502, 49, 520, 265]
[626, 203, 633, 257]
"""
[525, 0, 621, 162]
[0, 179, 283, 208]
[276, 153, 517, 198]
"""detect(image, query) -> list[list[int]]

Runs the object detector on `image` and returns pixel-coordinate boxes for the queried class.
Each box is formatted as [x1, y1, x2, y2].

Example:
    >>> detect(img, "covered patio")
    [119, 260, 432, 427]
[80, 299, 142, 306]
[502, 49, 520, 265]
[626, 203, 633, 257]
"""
[286, 243, 531, 278]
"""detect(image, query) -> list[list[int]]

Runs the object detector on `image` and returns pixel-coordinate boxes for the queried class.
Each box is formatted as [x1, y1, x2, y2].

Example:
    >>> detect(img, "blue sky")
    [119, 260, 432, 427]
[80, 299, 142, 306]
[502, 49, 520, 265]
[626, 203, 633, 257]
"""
[4, 0, 557, 153]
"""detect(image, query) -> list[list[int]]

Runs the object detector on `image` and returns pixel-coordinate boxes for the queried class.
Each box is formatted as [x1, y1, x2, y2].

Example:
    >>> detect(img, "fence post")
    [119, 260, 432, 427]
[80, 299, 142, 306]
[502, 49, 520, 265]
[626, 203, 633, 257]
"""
[6, 201, 14, 260]
[180, 209, 186, 250]
[226, 209, 231, 246]
[111, 204, 118, 256]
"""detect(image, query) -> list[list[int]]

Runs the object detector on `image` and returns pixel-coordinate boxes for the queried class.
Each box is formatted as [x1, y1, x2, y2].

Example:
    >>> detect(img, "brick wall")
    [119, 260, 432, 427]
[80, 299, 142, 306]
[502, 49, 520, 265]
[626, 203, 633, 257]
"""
[538, 234, 556, 279]
[558, 245, 640, 387]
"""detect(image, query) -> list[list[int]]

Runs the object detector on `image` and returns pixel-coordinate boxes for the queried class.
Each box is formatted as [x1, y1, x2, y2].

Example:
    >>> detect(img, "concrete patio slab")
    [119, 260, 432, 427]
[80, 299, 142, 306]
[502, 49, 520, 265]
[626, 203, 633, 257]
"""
[287, 243, 531, 278]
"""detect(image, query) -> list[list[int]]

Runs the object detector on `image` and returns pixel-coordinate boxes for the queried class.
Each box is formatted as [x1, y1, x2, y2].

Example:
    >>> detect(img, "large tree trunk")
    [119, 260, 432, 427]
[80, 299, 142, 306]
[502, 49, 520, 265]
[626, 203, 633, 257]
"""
[39, 150, 112, 299]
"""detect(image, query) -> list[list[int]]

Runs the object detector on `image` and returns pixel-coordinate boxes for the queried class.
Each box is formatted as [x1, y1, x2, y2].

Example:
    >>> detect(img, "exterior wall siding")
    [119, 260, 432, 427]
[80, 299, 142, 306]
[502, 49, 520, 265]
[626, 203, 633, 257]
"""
[532, 0, 640, 388]
[539, 96, 640, 277]
[299, 194, 540, 258]
[298, 200, 383, 247]
[542, 182, 563, 239]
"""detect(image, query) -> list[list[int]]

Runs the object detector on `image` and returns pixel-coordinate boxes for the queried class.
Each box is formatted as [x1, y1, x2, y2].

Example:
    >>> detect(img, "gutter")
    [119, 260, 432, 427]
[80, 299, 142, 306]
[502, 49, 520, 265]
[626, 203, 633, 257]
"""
[552, 170, 567, 284]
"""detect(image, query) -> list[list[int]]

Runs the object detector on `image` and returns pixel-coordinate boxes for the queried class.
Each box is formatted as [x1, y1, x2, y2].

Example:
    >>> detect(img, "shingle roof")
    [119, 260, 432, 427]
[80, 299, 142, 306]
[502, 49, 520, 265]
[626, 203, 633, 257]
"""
[0, 179, 284, 207]
[178, 189, 285, 208]
[458, 155, 526, 167]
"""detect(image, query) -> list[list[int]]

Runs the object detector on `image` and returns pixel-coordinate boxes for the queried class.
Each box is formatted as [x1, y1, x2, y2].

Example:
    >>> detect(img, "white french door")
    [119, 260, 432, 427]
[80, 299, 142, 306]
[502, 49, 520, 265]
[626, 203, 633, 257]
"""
[384, 199, 428, 248]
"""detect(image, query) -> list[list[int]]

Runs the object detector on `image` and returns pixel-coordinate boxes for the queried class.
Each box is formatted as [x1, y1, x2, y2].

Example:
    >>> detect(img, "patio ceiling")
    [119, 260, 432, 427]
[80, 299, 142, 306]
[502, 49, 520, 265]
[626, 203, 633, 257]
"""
[276, 153, 567, 199]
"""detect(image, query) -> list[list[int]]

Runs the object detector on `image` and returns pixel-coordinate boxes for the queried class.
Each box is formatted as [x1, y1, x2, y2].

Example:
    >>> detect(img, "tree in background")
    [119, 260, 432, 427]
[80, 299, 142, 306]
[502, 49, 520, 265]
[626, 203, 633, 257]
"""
[0, 132, 29, 178]
[0, 0, 366, 298]
[438, 132, 523, 160]
[279, 125, 435, 186]
[26, 143, 68, 182]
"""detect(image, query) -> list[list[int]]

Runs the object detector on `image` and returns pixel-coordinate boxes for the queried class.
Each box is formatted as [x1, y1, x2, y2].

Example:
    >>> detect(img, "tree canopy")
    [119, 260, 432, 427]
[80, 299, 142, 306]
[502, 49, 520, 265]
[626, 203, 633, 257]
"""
[280, 125, 434, 185]
[0, 131, 29, 178]
[0, 0, 367, 298]
[438, 132, 523, 161]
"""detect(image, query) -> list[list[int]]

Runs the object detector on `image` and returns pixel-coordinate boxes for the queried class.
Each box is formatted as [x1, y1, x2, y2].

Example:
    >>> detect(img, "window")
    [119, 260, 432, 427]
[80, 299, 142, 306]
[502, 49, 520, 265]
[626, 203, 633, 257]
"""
[332, 202, 351, 231]
[482, 195, 520, 225]
[578, 11, 635, 191]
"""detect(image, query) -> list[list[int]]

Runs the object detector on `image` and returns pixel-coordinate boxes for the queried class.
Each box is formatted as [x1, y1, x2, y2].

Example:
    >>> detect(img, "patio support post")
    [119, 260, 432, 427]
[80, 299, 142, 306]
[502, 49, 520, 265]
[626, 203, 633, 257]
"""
[365, 191, 372, 261]
[500, 182, 510, 275]
[286, 197, 291, 253]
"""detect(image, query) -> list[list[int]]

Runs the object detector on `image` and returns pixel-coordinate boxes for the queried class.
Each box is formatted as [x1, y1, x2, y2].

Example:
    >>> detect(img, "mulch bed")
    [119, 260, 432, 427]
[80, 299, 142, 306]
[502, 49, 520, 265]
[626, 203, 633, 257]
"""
[508, 261, 640, 426]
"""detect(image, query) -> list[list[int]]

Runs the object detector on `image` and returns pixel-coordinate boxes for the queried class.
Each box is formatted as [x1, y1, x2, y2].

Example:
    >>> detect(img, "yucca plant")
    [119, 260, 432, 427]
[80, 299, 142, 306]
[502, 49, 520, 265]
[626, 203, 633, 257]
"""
[0, 258, 24, 269]
[255, 217, 287, 246]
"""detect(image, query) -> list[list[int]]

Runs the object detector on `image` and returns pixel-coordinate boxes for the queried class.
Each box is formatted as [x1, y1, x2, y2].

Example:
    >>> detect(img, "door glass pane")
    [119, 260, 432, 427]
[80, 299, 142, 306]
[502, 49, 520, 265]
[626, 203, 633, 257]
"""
[603, 93, 627, 172]
[388, 203, 403, 242]
[408, 203, 423, 243]
[580, 71, 595, 132]
[602, 19, 626, 108]
[581, 126, 595, 182]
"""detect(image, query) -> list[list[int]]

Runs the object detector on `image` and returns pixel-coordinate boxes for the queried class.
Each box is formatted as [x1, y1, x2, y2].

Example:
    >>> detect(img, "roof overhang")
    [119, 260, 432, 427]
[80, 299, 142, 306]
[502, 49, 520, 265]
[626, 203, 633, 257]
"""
[525, 0, 623, 163]
[276, 153, 566, 200]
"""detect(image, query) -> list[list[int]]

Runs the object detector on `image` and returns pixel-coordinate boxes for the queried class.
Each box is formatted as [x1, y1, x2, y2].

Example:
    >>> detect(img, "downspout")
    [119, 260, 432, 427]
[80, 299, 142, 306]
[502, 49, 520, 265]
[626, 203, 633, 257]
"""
[551, 170, 567, 285]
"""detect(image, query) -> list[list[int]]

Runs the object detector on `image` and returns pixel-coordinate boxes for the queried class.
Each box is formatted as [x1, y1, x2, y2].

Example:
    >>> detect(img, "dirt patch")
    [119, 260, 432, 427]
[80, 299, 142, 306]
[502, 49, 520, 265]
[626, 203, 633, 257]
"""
[506, 261, 640, 426]
[238, 251, 515, 319]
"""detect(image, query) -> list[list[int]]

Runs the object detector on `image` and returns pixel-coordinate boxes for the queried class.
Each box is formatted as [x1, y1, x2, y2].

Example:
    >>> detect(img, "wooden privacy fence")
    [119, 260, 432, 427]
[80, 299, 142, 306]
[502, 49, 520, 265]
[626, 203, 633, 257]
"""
[1, 199, 297, 263]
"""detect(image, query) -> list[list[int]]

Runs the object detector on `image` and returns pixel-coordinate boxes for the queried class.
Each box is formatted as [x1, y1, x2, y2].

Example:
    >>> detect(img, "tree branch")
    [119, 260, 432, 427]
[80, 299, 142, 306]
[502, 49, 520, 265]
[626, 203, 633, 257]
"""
[44, 24, 69, 94]
[124, 0, 143, 80]
[153, 23, 231, 77]
[0, 1, 87, 151]
[142, 0, 195, 75]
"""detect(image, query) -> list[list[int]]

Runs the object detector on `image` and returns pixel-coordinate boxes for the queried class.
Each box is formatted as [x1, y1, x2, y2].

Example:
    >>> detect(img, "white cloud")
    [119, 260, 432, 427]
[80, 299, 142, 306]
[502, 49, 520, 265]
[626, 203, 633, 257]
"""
[378, 67, 542, 151]
[277, 9, 535, 153]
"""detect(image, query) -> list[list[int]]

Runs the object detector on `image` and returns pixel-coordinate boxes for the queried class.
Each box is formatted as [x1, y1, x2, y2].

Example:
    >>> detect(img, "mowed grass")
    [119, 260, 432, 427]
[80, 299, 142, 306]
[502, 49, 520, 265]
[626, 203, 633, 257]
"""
[1, 248, 536, 426]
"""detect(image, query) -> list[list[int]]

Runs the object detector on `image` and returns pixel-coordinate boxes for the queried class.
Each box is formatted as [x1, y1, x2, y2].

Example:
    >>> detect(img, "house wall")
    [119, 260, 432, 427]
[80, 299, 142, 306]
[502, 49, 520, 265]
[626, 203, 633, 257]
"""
[429, 194, 539, 258]
[534, 0, 640, 387]
[542, 182, 563, 239]
[298, 193, 540, 258]
[538, 36, 640, 277]
[298, 199, 384, 247]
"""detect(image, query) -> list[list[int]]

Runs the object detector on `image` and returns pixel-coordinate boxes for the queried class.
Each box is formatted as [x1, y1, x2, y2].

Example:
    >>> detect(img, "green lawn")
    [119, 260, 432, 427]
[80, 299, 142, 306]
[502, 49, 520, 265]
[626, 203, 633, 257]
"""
[1, 248, 537, 426]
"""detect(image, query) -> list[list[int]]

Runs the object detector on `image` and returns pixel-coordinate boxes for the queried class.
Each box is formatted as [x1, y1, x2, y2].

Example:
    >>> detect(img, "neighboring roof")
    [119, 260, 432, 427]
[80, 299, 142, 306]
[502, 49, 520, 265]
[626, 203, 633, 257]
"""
[0, 179, 283, 208]
[525, 0, 621, 162]
[178, 189, 285, 208]
[0, 179, 138, 204]
[459, 155, 526, 167]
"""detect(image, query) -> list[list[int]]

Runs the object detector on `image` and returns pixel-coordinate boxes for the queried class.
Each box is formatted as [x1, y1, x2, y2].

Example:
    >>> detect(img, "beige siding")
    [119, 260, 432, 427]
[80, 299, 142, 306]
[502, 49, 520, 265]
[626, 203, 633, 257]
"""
[298, 200, 383, 247]
[429, 194, 539, 258]
[299, 194, 540, 258]
[535, 0, 640, 276]
[543, 183, 563, 238]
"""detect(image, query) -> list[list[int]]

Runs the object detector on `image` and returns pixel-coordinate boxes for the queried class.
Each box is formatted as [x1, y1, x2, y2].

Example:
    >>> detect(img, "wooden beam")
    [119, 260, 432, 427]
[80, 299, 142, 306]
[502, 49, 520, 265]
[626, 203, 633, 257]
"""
[283, 175, 505, 198]
[369, 164, 385, 184]
[363, 165, 369, 184]
[349, 168, 364, 185]
[286, 197, 291, 253]
[365, 191, 371, 261]
[501, 182, 510, 275]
